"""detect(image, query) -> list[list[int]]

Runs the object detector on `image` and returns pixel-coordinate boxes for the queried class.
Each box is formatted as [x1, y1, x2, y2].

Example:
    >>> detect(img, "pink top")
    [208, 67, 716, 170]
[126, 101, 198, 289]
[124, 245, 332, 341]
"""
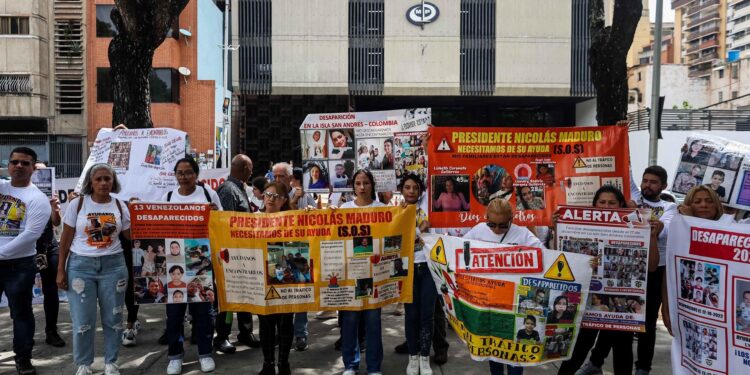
[433, 192, 470, 212]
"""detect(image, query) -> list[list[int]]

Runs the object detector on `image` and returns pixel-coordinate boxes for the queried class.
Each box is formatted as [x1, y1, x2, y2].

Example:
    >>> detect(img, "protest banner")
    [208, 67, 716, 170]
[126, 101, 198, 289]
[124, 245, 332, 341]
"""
[672, 134, 750, 211]
[556, 205, 650, 332]
[427, 126, 630, 231]
[77, 128, 187, 201]
[299, 109, 430, 193]
[666, 214, 750, 375]
[31, 167, 55, 197]
[422, 233, 593, 366]
[129, 202, 213, 305]
[211, 206, 416, 314]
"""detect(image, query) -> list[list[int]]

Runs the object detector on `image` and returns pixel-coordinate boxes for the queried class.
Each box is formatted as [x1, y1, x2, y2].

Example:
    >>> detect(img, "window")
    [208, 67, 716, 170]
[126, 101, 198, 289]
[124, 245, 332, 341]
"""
[732, 91, 738, 99]
[0, 17, 30, 35]
[719, 91, 723, 102]
[637, 72, 642, 81]
[96, 5, 117, 37]
[718, 69, 724, 78]
[97, 68, 179, 104]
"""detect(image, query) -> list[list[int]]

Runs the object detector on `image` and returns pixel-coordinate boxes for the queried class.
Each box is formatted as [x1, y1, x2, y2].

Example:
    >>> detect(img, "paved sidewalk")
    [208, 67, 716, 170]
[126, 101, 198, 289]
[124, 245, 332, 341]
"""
[0, 304, 673, 374]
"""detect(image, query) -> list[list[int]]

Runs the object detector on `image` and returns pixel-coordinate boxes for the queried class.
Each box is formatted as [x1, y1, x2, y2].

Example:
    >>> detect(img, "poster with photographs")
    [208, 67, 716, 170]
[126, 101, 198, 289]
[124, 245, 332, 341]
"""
[299, 109, 431, 193]
[556, 205, 651, 332]
[129, 202, 213, 305]
[423, 233, 594, 366]
[31, 167, 55, 197]
[673, 134, 750, 207]
[77, 128, 187, 201]
[666, 214, 750, 374]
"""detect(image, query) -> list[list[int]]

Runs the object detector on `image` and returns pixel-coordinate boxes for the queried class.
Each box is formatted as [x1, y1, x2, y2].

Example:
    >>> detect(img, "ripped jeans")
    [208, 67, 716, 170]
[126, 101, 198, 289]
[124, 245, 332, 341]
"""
[66, 252, 128, 366]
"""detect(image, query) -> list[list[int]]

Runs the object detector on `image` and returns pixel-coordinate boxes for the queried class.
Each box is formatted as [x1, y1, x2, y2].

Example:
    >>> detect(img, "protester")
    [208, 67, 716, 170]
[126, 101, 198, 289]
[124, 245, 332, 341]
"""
[0, 148, 51, 375]
[397, 174, 435, 375]
[463, 198, 542, 375]
[57, 163, 129, 375]
[163, 157, 222, 374]
[634, 166, 676, 375]
[249, 176, 268, 212]
[33, 161, 66, 348]
[214, 154, 260, 353]
[339, 170, 385, 375]
[257, 181, 295, 375]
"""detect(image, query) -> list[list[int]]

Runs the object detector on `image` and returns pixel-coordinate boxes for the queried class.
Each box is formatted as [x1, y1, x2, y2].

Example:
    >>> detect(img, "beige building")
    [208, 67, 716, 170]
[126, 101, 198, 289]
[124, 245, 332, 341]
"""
[672, 0, 728, 78]
[0, 0, 86, 176]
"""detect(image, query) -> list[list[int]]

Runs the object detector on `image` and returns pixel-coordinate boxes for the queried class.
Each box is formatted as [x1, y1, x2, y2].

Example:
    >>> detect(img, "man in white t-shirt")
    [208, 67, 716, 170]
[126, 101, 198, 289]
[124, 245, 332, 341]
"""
[635, 165, 676, 375]
[0, 147, 52, 374]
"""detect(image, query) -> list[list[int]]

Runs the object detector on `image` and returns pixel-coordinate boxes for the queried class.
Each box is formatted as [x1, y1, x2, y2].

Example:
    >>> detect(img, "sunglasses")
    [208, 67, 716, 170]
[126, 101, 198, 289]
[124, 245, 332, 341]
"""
[264, 191, 282, 200]
[486, 221, 511, 230]
[9, 160, 32, 167]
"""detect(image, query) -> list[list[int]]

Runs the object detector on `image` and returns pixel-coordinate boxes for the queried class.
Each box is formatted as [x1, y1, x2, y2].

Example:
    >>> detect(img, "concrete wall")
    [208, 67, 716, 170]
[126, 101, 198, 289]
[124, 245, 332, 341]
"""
[272, 0, 348, 95]
[628, 64, 710, 111]
[495, 1, 571, 96]
[710, 58, 750, 110]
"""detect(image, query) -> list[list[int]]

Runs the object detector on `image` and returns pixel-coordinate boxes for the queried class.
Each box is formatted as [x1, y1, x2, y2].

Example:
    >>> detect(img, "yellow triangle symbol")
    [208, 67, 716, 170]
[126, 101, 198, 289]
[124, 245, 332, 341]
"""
[430, 237, 447, 265]
[573, 157, 587, 168]
[543, 253, 575, 282]
[265, 286, 281, 300]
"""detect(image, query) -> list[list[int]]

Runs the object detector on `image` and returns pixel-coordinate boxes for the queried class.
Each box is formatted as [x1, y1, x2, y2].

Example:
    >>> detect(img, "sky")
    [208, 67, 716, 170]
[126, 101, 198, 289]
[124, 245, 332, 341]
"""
[650, 0, 675, 23]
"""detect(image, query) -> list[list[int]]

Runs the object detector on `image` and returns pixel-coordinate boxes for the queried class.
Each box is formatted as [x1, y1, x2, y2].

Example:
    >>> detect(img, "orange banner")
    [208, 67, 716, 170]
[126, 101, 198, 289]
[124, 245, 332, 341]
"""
[427, 126, 630, 231]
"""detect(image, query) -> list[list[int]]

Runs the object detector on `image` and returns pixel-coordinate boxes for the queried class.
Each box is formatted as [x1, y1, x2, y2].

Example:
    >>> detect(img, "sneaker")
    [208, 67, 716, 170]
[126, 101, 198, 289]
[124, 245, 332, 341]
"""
[131, 319, 142, 333]
[121, 328, 136, 347]
[393, 303, 405, 316]
[406, 355, 419, 375]
[295, 337, 308, 351]
[394, 341, 408, 354]
[15, 358, 36, 375]
[45, 331, 66, 347]
[342, 370, 356, 375]
[199, 357, 215, 373]
[75, 365, 92, 375]
[635, 370, 650, 375]
[419, 356, 433, 375]
[104, 363, 120, 375]
[575, 361, 603, 375]
[315, 310, 337, 320]
[167, 359, 183, 375]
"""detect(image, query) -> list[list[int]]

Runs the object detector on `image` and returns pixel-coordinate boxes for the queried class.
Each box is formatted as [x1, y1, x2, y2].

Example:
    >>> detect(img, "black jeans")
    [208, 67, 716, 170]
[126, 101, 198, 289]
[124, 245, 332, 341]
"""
[258, 313, 293, 363]
[214, 309, 254, 342]
[636, 266, 664, 372]
[167, 302, 214, 358]
[433, 298, 449, 353]
[405, 263, 437, 356]
[122, 243, 139, 324]
[0, 256, 37, 360]
[558, 328, 633, 375]
[39, 252, 60, 333]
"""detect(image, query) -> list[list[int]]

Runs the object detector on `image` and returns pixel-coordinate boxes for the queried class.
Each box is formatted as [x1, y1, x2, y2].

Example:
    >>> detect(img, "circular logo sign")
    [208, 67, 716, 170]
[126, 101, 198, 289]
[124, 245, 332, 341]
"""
[406, 2, 440, 26]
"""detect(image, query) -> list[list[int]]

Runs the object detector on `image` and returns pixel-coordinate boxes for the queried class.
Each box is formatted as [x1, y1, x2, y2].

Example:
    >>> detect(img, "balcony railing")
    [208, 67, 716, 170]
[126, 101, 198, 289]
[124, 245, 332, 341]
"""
[628, 109, 750, 132]
[688, 68, 712, 77]
[686, 38, 718, 54]
[687, 0, 719, 16]
[687, 25, 719, 42]
[689, 12, 720, 28]
[672, 0, 695, 10]
[689, 52, 719, 65]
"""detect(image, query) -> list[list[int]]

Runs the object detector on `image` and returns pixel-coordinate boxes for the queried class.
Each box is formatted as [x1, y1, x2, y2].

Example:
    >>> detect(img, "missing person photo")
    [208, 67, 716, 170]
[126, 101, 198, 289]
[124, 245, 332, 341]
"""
[678, 258, 722, 308]
[673, 162, 705, 194]
[166, 239, 184, 263]
[515, 315, 543, 344]
[390, 257, 408, 278]
[703, 167, 735, 203]
[383, 235, 402, 252]
[267, 241, 313, 284]
[144, 144, 162, 166]
[472, 165, 506, 206]
[303, 161, 329, 190]
[355, 278, 374, 298]
[352, 236, 374, 256]
[543, 327, 574, 359]
[735, 279, 750, 334]
[432, 175, 471, 212]
[517, 286, 550, 316]
[328, 129, 355, 160]
[535, 163, 556, 187]
[516, 184, 545, 211]
[301, 130, 328, 160]
[329, 160, 355, 189]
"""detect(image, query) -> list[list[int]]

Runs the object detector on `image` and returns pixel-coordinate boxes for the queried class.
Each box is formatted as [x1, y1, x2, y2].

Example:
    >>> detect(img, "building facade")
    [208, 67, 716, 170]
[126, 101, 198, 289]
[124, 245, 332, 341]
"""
[230, 0, 611, 167]
[727, 0, 750, 55]
[672, 0, 727, 78]
[87, 0, 225, 165]
[0, 0, 86, 177]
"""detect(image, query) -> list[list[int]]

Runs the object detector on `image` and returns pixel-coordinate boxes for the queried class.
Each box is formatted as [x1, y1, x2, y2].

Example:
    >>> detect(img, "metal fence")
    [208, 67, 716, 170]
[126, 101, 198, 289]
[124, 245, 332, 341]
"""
[0, 134, 85, 178]
[627, 109, 750, 132]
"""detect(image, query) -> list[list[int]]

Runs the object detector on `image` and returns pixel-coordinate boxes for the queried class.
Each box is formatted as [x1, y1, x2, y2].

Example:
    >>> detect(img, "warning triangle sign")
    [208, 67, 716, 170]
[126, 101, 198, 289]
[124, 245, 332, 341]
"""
[573, 157, 587, 168]
[430, 237, 447, 265]
[265, 286, 281, 300]
[437, 138, 452, 152]
[543, 253, 576, 282]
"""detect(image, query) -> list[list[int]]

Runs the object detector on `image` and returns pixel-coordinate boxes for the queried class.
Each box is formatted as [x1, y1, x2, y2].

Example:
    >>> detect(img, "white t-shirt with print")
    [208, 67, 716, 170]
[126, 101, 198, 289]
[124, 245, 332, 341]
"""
[0, 181, 51, 259]
[161, 185, 223, 209]
[640, 198, 677, 267]
[63, 196, 130, 256]
[463, 222, 545, 249]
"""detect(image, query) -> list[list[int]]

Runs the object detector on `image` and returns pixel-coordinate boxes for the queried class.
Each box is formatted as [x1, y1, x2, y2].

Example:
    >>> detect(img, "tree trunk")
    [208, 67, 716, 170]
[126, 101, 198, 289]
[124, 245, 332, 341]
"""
[589, 0, 643, 125]
[108, 0, 189, 128]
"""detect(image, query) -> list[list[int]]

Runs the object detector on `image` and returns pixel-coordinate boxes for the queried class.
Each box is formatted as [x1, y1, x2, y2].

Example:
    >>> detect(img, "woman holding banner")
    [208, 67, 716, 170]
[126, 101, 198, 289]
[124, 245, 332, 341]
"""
[660, 185, 724, 338]
[163, 157, 222, 375]
[56, 164, 130, 375]
[340, 170, 385, 375]
[257, 181, 295, 375]
[398, 174, 436, 375]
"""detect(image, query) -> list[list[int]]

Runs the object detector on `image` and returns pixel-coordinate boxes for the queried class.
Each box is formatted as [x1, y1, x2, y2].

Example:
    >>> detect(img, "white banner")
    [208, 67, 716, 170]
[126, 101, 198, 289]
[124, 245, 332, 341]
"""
[667, 214, 750, 375]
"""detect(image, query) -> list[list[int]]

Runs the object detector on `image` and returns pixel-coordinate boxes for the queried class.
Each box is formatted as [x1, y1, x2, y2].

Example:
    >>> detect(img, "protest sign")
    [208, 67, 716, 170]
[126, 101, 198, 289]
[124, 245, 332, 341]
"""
[77, 128, 187, 201]
[422, 233, 593, 366]
[211, 206, 416, 314]
[667, 214, 750, 375]
[299, 109, 430, 193]
[129, 202, 213, 305]
[31, 167, 55, 197]
[672, 134, 750, 211]
[556, 205, 650, 332]
[427, 126, 630, 231]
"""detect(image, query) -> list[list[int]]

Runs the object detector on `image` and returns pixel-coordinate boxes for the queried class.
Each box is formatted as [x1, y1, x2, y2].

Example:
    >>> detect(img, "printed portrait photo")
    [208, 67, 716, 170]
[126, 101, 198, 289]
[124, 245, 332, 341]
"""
[516, 184, 545, 211]
[301, 130, 328, 160]
[432, 175, 471, 212]
[472, 165, 507, 206]
[267, 241, 313, 285]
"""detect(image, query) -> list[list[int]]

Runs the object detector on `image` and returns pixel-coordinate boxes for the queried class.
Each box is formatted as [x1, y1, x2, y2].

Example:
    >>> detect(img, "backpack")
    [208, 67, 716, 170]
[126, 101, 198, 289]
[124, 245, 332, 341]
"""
[167, 183, 211, 202]
[76, 195, 123, 217]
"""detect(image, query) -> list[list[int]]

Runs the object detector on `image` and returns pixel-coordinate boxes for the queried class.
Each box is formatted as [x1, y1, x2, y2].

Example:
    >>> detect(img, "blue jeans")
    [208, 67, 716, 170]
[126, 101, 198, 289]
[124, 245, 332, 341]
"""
[294, 312, 308, 338]
[167, 302, 214, 359]
[341, 309, 383, 373]
[0, 255, 36, 360]
[405, 262, 437, 356]
[489, 361, 523, 375]
[66, 252, 128, 366]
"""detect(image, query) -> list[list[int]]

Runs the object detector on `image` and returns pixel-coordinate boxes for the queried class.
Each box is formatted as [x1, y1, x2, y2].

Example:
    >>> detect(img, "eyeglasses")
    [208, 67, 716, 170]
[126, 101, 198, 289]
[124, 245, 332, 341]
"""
[264, 191, 281, 200]
[486, 221, 511, 230]
[9, 160, 32, 167]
